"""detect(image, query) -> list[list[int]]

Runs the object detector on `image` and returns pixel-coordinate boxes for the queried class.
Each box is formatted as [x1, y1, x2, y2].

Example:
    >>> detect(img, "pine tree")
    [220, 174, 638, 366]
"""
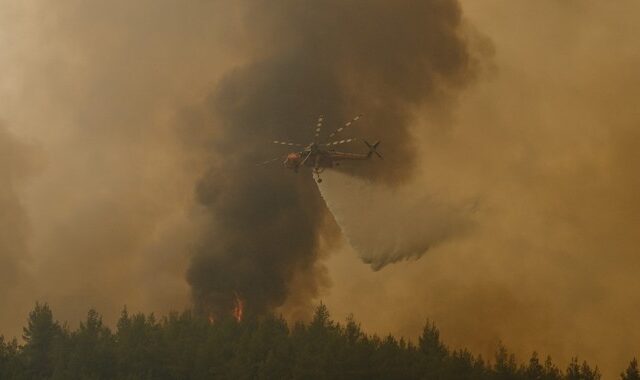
[0, 336, 19, 378]
[542, 355, 562, 380]
[64, 309, 116, 379]
[21, 302, 63, 378]
[447, 349, 483, 380]
[621, 359, 640, 380]
[493, 344, 518, 380]
[566, 358, 601, 380]
[2, 303, 640, 379]
[0, 336, 7, 375]
[522, 352, 562, 380]
[524, 352, 544, 380]
[418, 320, 448, 361]
[566, 358, 581, 380]
[114, 308, 163, 379]
[580, 360, 601, 380]
[418, 320, 448, 379]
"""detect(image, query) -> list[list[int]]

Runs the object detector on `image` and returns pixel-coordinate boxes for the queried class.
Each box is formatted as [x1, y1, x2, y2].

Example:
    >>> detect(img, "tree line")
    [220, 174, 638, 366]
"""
[0, 302, 638, 379]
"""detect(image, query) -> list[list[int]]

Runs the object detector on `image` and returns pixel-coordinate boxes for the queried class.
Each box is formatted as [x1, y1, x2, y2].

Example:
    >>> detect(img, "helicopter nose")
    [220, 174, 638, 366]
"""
[284, 153, 301, 168]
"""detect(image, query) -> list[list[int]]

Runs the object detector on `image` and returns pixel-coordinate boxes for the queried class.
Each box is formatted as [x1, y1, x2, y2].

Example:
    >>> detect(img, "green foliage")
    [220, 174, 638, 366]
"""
[565, 358, 601, 380]
[0, 335, 21, 378]
[522, 353, 562, 380]
[493, 344, 518, 380]
[53, 309, 116, 379]
[0, 302, 635, 379]
[22, 302, 64, 379]
[622, 359, 640, 380]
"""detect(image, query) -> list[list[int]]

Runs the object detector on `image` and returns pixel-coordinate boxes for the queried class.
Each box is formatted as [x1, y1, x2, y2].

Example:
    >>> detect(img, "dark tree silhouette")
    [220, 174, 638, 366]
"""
[622, 358, 640, 380]
[21, 302, 63, 379]
[0, 302, 635, 379]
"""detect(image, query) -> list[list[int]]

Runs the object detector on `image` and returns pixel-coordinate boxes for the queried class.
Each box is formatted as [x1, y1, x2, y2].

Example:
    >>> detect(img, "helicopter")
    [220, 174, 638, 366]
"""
[260, 114, 382, 183]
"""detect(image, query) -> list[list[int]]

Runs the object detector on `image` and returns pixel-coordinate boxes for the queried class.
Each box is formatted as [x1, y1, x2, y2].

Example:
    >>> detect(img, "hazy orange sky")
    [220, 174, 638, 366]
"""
[1, 1, 639, 377]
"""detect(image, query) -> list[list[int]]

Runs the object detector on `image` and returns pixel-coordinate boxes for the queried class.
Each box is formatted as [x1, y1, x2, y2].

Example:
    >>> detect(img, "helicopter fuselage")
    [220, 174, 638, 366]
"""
[283, 148, 369, 172]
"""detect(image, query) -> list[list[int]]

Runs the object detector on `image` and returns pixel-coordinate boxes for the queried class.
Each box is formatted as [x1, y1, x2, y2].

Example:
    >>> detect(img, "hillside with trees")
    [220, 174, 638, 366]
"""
[0, 303, 638, 379]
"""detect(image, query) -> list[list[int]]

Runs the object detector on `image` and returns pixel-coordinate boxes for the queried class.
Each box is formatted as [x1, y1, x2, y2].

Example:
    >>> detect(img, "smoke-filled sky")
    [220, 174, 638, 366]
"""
[186, 0, 476, 320]
[1, 1, 640, 377]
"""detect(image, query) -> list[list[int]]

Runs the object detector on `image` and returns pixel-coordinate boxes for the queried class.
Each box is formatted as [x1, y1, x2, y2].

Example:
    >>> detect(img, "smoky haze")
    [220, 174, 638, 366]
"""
[323, 1, 640, 378]
[0, 126, 39, 331]
[1, 1, 640, 378]
[0, 0, 243, 334]
[187, 0, 478, 318]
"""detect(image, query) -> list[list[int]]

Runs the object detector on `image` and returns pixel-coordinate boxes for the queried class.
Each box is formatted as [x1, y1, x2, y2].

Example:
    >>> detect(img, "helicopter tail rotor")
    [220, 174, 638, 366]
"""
[364, 140, 382, 159]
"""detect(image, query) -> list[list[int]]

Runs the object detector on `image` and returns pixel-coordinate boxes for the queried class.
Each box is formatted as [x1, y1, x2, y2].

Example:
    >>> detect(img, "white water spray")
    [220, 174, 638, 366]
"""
[318, 170, 471, 270]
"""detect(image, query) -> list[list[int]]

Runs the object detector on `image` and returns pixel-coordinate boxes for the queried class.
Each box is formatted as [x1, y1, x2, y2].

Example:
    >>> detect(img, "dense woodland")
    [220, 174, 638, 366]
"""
[0, 303, 638, 379]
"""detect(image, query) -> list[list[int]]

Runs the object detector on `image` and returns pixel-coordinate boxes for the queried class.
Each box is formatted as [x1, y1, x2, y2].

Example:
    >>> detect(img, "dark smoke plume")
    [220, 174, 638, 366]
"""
[187, 0, 479, 318]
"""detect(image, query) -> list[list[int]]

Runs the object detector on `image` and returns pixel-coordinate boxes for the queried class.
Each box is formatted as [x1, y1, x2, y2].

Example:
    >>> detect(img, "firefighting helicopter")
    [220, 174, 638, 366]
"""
[260, 114, 382, 183]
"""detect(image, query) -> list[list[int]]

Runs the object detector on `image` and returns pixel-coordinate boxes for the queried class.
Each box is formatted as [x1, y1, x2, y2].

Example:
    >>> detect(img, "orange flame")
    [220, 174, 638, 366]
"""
[208, 314, 215, 324]
[232, 292, 244, 323]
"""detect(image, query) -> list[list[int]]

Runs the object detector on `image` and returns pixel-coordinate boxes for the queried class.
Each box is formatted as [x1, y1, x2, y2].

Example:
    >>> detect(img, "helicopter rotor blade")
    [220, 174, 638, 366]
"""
[257, 156, 285, 166]
[299, 150, 312, 166]
[323, 138, 359, 146]
[272, 140, 303, 147]
[328, 114, 362, 139]
[314, 115, 324, 141]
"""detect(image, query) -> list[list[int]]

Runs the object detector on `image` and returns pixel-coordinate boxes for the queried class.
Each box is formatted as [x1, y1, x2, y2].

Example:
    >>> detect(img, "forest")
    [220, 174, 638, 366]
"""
[0, 303, 638, 380]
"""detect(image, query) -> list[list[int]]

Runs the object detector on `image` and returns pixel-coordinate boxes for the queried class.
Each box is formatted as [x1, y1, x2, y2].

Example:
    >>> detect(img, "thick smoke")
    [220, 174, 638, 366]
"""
[323, 2, 640, 377]
[0, 1, 241, 335]
[0, 0, 478, 329]
[3, 1, 640, 378]
[187, 0, 479, 318]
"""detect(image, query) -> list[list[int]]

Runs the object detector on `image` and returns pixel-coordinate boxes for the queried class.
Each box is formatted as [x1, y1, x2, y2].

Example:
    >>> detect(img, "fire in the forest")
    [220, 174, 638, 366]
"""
[232, 293, 244, 323]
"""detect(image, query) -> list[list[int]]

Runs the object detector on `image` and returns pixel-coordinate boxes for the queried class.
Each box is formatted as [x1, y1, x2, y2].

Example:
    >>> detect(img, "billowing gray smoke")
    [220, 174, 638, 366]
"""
[187, 0, 480, 318]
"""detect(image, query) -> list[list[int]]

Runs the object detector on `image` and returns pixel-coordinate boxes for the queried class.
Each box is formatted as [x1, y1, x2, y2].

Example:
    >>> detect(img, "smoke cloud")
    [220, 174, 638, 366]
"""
[186, 0, 479, 318]
[3, 1, 640, 378]
[0, 1, 242, 335]
[322, 1, 640, 377]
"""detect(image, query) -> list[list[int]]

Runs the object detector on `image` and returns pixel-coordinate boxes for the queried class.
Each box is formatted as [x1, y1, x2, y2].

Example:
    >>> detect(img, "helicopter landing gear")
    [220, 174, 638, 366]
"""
[313, 165, 325, 183]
